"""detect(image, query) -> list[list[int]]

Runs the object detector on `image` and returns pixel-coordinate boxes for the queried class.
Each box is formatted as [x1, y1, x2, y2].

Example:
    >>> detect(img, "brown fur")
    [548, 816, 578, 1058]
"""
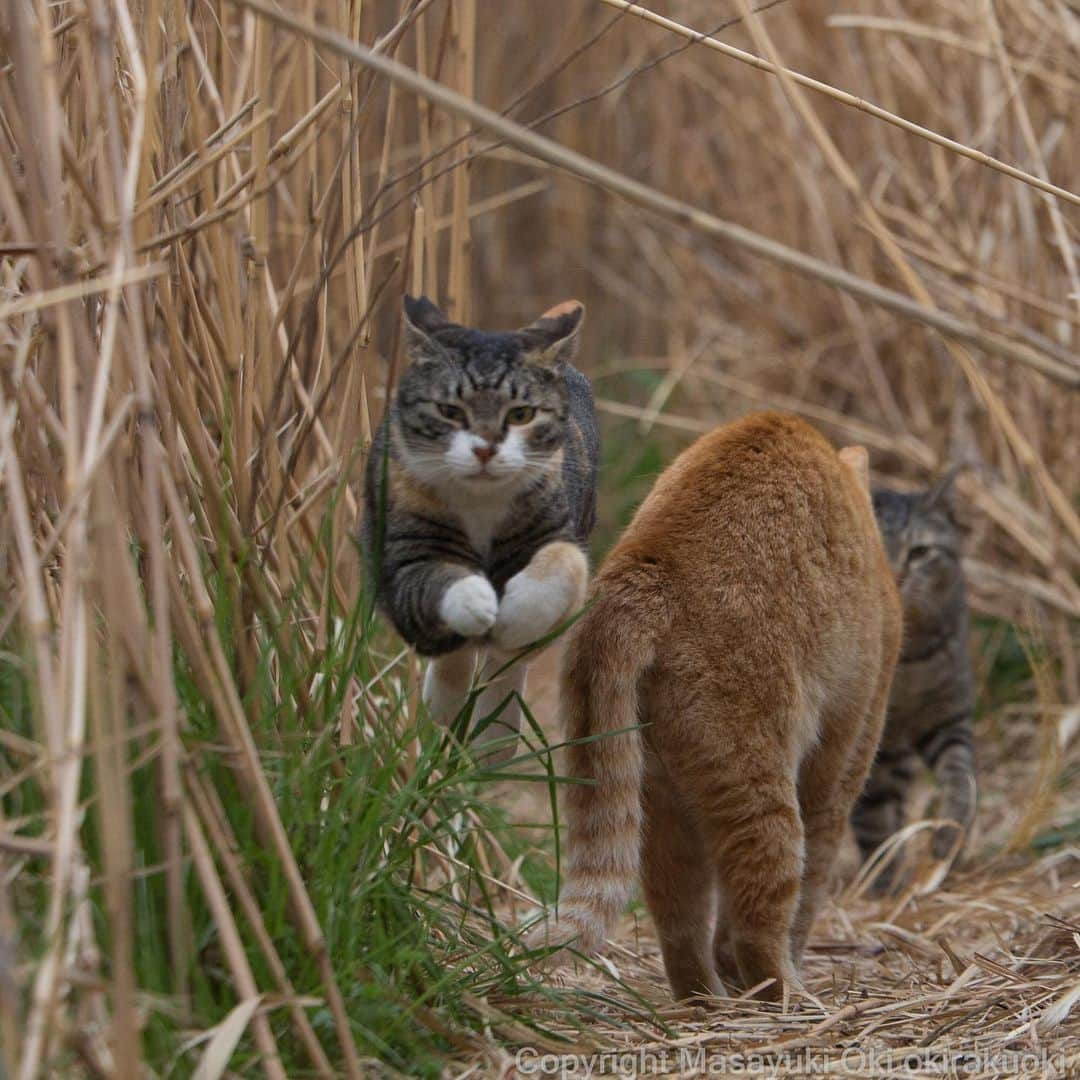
[539, 413, 902, 1001]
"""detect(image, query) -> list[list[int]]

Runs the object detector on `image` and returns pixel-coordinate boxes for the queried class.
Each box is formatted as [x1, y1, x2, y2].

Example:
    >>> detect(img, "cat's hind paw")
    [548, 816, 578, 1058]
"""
[439, 575, 498, 638]
[520, 904, 605, 961]
[520, 915, 586, 968]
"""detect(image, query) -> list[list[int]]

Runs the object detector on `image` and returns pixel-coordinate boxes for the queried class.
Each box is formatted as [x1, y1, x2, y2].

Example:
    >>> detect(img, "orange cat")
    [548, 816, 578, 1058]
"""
[533, 413, 901, 1000]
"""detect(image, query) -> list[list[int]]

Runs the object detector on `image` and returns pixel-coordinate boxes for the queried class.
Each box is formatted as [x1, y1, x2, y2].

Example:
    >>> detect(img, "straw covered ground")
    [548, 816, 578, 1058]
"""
[0, 0, 1077, 1076]
[479, 646, 1080, 1078]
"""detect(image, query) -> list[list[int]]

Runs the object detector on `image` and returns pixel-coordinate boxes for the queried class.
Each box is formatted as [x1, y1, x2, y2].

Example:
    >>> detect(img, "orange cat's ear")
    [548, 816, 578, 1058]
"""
[838, 445, 870, 492]
[402, 295, 451, 363]
[520, 300, 585, 367]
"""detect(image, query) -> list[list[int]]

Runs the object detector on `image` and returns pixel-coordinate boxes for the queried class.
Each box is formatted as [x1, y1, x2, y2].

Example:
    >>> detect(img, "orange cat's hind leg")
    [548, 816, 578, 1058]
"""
[695, 761, 805, 1000]
[710, 894, 739, 987]
[791, 677, 893, 964]
[641, 754, 722, 1001]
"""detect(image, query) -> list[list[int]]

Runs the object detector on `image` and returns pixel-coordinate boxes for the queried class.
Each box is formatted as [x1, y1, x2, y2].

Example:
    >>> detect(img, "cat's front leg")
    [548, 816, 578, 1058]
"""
[383, 559, 496, 655]
[470, 652, 529, 764]
[421, 576, 495, 723]
[491, 541, 588, 652]
[423, 647, 529, 764]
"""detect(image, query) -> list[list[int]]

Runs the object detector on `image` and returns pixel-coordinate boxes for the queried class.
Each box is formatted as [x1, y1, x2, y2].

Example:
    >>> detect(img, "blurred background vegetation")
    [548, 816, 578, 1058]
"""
[0, 0, 1077, 1075]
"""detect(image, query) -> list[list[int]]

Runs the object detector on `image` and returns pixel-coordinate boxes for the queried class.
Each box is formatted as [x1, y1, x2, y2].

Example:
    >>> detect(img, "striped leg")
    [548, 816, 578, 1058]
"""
[851, 746, 917, 892]
[916, 715, 977, 859]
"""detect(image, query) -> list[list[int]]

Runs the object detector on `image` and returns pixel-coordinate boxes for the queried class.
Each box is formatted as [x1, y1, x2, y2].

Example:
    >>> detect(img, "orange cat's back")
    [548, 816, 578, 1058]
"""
[616, 412, 891, 719]
[541, 412, 901, 1001]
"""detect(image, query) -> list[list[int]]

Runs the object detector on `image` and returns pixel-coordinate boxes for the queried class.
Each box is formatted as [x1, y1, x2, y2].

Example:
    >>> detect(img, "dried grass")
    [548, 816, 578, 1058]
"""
[487, 646, 1080, 1077]
[0, 0, 1076, 1074]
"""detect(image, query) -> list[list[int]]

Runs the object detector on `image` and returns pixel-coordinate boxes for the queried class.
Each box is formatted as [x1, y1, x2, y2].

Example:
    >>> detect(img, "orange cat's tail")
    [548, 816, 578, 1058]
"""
[535, 564, 668, 956]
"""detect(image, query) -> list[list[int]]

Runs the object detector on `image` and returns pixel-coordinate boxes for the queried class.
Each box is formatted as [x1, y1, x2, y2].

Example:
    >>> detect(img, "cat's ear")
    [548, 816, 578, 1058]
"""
[922, 464, 964, 517]
[838, 445, 870, 494]
[520, 300, 585, 368]
[402, 295, 451, 363]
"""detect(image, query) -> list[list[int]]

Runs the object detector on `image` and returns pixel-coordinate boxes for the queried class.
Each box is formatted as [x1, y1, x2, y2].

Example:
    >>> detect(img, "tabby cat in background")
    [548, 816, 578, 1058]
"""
[851, 472, 976, 889]
[530, 414, 902, 1001]
[362, 296, 598, 761]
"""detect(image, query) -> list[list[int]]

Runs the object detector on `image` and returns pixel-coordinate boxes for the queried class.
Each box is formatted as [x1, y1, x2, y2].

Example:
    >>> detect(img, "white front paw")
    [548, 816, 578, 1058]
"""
[439, 575, 498, 637]
[491, 573, 564, 651]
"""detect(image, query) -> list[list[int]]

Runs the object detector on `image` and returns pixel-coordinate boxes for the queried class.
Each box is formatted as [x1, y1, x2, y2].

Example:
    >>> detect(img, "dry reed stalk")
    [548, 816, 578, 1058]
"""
[732, 0, 1080, 573]
[230, 0, 1080, 390]
[185, 766, 336, 1077]
[597, 0, 1080, 207]
[182, 800, 287, 1079]
[159, 466, 363, 1075]
[445, 0, 475, 323]
[87, 602, 138, 1077]
[826, 14, 1080, 97]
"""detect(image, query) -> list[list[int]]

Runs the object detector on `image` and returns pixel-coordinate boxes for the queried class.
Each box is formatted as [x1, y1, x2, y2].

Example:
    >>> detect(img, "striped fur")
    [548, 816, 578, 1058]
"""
[362, 297, 599, 759]
[553, 563, 664, 955]
[532, 414, 902, 1001]
[852, 474, 977, 888]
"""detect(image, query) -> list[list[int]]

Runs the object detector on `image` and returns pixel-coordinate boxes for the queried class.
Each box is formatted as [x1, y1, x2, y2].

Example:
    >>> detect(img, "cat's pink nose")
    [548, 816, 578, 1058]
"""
[473, 444, 497, 464]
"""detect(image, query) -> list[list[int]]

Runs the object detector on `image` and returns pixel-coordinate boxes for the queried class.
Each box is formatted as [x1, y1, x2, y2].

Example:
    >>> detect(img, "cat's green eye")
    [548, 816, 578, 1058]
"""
[437, 403, 467, 424]
[505, 405, 536, 426]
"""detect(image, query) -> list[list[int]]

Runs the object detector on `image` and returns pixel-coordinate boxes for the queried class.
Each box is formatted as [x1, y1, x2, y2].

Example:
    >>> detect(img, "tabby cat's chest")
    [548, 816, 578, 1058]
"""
[456, 501, 512, 559]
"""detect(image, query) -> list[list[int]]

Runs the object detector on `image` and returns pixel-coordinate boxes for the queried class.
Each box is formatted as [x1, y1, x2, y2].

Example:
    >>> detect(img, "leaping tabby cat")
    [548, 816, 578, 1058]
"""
[362, 297, 599, 761]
